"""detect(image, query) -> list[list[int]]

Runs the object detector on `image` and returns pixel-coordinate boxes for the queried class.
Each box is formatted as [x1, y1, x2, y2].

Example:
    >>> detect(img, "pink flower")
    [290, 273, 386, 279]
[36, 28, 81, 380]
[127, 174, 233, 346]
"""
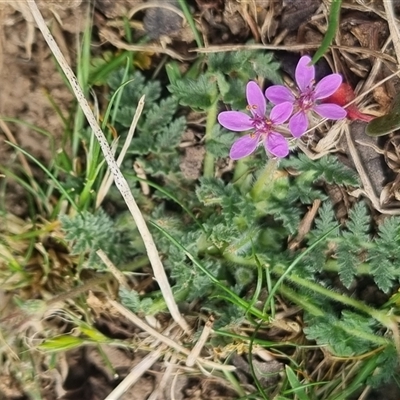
[218, 81, 293, 159]
[265, 55, 347, 138]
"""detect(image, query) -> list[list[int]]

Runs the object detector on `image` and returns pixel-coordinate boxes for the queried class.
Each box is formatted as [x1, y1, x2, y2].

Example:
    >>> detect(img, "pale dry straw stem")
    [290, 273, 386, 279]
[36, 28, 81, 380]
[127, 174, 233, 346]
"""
[147, 353, 178, 400]
[26, 0, 190, 333]
[96, 249, 129, 290]
[343, 124, 400, 215]
[96, 95, 145, 208]
[384, 0, 400, 65]
[99, 28, 195, 62]
[126, 1, 185, 20]
[104, 345, 166, 400]
[108, 299, 236, 372]
[194, 44, 397, 64]
[186, 316, 214, 367]
[359, 36, 392, 95]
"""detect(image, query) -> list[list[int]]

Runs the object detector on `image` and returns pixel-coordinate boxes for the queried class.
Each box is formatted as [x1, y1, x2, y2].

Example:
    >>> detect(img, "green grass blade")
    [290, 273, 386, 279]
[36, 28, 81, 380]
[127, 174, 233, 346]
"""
[176, 0, 204, 48]
[312, 0, 342, 64]
[6, 141, 78, 211]
[284, 365, 312, 400]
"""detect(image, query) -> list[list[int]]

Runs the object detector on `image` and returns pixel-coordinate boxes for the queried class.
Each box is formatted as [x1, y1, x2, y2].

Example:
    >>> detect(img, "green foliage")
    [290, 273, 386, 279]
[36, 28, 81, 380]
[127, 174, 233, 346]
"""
[311, 201, 338, 239]
[108, 70, 161, 116]
[168, 74, 219, 110]
[282, 153, 359, 186]
[304, 311, 380, 356]
[206, 125, 236, 157]
[119, 287, 154, 314]
[253, 52, 283, 84]
[367, 344, 399, 387]
[107, 69, 188, 185]
[368, 216, 400, 292]
[208, 49, 282, 84]
[196, 177, 232, 206]
[337, 202, 370, 287]
[304, 200, 400, 291]
[140, 97, 180, 134]
[60, 209, 136, 268]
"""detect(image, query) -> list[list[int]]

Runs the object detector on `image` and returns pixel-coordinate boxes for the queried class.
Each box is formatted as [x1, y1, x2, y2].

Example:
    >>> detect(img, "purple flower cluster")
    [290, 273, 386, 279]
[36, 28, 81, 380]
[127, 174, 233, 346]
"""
[218, 55, 347, 160]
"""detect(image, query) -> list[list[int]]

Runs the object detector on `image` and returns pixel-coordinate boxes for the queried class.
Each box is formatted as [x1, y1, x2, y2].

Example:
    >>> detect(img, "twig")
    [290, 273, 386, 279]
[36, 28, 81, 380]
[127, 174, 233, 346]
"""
[26, 0, 190, 333]
[99, 28, 195, 62]
[384, 0, 400, 65]
[194, 44, 397, 64]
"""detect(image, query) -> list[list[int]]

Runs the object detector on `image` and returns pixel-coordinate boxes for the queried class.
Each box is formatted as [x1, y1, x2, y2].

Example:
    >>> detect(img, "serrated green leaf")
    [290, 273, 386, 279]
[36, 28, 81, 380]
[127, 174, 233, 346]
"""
[140, 97, 179, 134]
[208, 51, 252, 74]
[196, 177, 228, 205]
[337, 243, 358, 288]
[206, 126, 235, 157]
[157, 116, 186, 150]
[168, 74, 218, 110]
[346, 202, 370, 240]
[221, 79, 247, 110]
[119, 287, 141, 312]
[253, 53, 282, 84]
[282, 154, 359, 186]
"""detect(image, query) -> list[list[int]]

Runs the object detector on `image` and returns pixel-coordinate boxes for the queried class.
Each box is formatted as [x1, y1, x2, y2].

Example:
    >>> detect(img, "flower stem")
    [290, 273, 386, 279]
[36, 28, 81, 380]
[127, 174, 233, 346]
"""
[232, 158, 249, 183]
[203, 101, 218, 178]
[274, 265, 393, 328]
[250, 158, 278, 200]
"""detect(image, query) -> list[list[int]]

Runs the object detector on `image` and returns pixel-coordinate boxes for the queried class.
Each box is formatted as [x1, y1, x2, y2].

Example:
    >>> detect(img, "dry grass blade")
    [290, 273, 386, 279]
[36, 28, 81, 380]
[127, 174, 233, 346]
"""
[186, 316, 214, 367]
[99, 28, 195, 61]
[96, 95, 145, 208]
[104, 346, 165, 400]
[108, 298, 236, 372]
[384, 0, 400, 64]
[96, 249, 129, 290]
[25, 0, 190, 333]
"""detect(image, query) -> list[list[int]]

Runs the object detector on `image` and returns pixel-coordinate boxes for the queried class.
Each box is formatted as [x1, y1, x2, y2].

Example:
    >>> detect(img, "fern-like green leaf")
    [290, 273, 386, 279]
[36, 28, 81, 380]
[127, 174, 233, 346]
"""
[337, 243, 358, 288]
[282, 154, 359, 186]
[168, 74, 218, 110]
[346, 202, 370, 242]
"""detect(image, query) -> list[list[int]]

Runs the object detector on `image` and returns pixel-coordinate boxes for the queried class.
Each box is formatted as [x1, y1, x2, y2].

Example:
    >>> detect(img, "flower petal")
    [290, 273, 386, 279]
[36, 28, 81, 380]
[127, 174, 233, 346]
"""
[265, 132, 289, 158]
[229, 134, 260, 160]
[289, 111, 308, 137]
[265, 85, 295, 104]
[246, 81, 266, 117]
[313, 103, 347, 120]
[295, 55, 314, 93]
[270, 102, 293, 124]
[218, 111, 253, 131]
[314, 74, 343, 99]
